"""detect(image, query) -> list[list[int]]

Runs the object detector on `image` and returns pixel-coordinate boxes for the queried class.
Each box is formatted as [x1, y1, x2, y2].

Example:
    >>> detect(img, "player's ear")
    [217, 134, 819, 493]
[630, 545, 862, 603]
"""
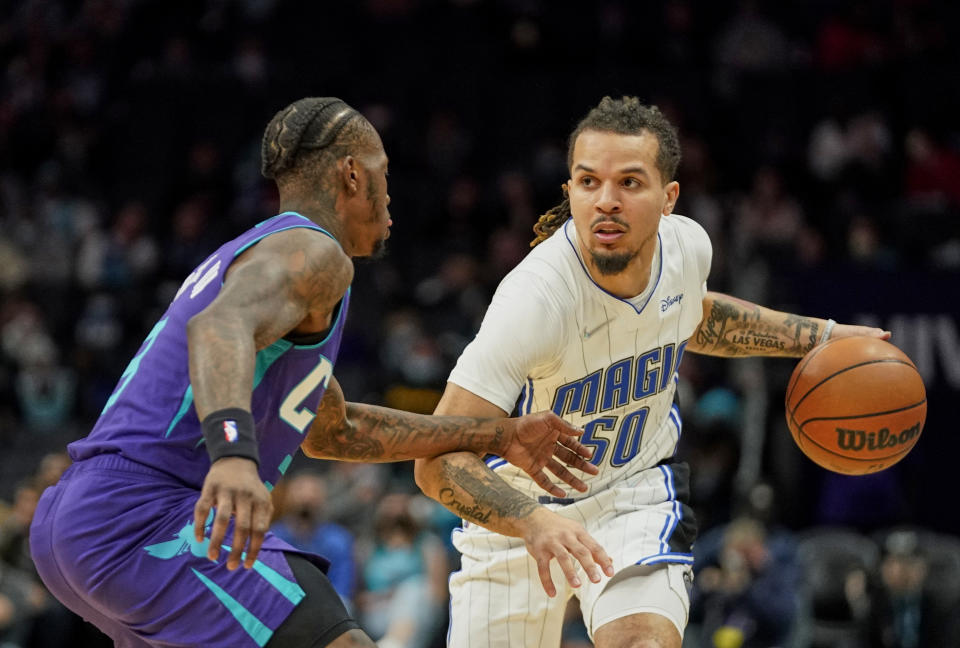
[339, 156, 360, 195]
[662, 180, 679, 215]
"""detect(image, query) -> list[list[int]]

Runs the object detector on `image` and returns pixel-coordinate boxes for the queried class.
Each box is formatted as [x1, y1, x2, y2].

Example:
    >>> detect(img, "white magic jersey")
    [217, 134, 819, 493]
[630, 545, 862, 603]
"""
[449, 214, 712, 501]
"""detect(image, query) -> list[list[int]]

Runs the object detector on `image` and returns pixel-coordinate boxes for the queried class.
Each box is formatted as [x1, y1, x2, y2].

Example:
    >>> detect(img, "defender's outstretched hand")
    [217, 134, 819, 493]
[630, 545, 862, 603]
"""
[501, 411, 597, 498]
[194, 457, 273, 570]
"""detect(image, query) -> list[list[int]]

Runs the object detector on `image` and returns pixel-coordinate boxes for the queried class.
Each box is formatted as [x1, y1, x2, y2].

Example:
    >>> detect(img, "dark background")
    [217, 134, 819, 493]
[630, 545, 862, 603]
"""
[1, 0, 959, 646]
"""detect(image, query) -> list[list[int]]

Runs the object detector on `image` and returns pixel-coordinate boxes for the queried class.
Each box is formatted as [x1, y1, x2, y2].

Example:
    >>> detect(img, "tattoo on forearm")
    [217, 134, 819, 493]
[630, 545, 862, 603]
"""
[695, 299, 744, 349]
[438, 488, 493, 524]
[784, 314, 821, 353]
[439, 461, 538, 524]
[694, 294, 821, 357]
[306, 384, 503, 461]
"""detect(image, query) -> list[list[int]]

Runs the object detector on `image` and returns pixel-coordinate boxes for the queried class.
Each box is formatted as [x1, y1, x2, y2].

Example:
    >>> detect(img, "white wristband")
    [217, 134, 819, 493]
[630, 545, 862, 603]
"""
[819, 319, 836, 345]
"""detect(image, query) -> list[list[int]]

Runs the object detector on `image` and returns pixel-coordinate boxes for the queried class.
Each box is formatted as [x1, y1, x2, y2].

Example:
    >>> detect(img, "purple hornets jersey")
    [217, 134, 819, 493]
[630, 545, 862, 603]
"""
[68, 212, 350, 490]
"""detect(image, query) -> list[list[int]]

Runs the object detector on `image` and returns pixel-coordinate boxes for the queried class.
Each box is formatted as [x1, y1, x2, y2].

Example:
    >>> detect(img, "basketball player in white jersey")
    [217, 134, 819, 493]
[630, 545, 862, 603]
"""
[413, 96, 890, 648]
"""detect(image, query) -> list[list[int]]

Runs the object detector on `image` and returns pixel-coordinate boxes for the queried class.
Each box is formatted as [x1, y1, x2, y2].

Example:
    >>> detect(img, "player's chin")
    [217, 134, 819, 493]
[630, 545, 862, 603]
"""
[364, 237, 388, 261]
[589, 248, 636, 275]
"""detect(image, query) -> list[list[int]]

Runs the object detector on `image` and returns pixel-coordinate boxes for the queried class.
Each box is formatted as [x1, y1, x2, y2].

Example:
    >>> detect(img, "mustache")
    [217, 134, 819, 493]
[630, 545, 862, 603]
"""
[590, 215, 629, 230]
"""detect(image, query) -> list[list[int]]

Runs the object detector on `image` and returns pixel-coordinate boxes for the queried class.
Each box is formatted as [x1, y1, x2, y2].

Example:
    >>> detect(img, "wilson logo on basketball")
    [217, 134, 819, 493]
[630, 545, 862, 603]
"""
[835, 422, 922, 452]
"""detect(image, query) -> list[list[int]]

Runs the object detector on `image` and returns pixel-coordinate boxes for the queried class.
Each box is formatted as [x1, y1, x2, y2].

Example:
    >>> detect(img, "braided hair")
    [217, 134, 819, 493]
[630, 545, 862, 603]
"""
[260, 97, 367, 181]
[530, 96, 681, 247]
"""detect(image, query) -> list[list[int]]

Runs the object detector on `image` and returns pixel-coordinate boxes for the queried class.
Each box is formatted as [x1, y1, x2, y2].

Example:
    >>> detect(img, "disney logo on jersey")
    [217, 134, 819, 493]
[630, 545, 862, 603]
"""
[661, 293, 683, 312]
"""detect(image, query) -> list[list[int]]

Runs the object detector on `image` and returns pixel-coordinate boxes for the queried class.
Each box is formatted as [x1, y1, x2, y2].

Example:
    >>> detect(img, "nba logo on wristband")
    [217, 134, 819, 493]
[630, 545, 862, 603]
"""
[222, 420, 238, 443]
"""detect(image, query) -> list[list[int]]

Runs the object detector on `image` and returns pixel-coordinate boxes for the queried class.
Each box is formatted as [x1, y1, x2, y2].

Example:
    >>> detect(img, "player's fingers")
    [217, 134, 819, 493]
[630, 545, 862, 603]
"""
[557, 434, 595, 461]
[208, 494, 234, 561]
[568, 542, 602, 583]
[579, 531, 615, 577]
[228, 495, 252, 571]
[193, 493, 213, 543]
[528, 467, 566, 498]
[553, 444, 599, 475]
[244, 504, 272, 569]
[553, 547, 582, 589]
[535, 556, 557, 598]
[545, 459, 588, 493]
[548, 413, 584, 438]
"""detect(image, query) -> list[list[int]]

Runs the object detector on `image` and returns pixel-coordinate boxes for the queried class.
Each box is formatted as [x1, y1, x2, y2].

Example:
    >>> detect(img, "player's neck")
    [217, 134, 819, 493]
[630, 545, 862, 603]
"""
[279, 196, 345, 244]
[581, 235, 657, 299]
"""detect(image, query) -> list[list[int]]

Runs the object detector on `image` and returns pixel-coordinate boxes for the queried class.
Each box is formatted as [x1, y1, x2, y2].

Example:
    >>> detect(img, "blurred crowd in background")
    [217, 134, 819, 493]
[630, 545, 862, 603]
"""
[1, 1, 959, 646]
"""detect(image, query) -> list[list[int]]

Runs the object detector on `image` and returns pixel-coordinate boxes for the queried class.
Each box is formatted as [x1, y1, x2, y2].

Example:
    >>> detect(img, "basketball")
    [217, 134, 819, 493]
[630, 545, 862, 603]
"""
[785, 337, 926, 475]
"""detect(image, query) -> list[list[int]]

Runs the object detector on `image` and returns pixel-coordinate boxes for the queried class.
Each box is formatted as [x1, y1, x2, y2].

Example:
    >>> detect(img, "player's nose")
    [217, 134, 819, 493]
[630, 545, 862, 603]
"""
[594, 182, 621, 213]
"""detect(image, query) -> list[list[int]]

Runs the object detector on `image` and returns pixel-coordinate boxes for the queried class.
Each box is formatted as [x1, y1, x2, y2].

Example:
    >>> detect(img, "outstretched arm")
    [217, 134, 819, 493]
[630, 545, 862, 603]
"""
[304, 378, 594, 494]
[687, 291, 890, 358]
[413, 384, 614, 597]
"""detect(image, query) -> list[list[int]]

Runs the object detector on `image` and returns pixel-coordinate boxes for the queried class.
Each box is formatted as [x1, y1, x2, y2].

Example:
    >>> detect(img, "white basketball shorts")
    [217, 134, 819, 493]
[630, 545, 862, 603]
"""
[447, 461, 696, 647]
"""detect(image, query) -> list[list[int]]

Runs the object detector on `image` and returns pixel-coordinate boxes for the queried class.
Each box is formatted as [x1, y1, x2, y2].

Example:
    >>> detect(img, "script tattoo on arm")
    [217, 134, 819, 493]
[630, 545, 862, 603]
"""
[303, 378, 510, 462]
[436, 456, 539, 529]
[688, 292, 822, 358]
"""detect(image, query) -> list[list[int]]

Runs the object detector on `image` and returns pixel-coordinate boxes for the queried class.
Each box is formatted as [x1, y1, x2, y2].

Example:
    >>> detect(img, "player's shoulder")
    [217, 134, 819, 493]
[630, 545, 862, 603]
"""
[660, 213, 709, 240]
[232, 226, 353, 291]
[498, 236, 578, 310]
[661, 213, 712, 256]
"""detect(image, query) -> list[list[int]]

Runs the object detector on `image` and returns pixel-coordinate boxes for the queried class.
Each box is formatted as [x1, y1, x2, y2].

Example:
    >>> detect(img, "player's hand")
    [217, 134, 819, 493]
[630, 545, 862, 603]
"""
[194, 457, 273, 570]
[502, 412, 598, 497]
[521, 508, 615, 597]
[827, 324, 891, 343]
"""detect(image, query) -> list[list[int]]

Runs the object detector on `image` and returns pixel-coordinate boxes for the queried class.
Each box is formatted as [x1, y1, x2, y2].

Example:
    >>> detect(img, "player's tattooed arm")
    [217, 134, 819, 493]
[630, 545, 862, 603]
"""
[415, 451, 615, 596]
[421, 452, 538, 530]
[187, 230, 352, 418]
[686, 291, 826, 358]
[303, 377, 501, 460]
[303, 378, 594, 491]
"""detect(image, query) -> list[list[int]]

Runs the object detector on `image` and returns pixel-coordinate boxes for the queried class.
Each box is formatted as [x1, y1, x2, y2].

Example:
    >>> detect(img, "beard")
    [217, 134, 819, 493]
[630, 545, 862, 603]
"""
[356, 237, 388, 263]
[589, 248, 639, 275]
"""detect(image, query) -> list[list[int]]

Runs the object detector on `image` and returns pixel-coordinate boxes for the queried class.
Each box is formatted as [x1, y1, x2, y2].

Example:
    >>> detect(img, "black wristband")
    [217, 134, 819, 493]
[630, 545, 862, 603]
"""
[201, 408, 260, 466]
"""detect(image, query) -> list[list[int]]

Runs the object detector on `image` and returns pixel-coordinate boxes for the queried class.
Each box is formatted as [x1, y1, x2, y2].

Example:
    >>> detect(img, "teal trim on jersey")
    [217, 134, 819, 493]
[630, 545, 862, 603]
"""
[254, 339, 293, 389]
[191, 568, 273, 647]
[563, 220, 663, 315]
[253, 557, 305, 605]
[283, 286, 350, 349]
[215, 544, 305, 605]
[278, 454, 293, 475]
[238, 212, 342, 257]
[264, 481, 273, 492]
[102, 317, 168, 414]
[165, 384, 194, 438]
[254, 212, 305, 228]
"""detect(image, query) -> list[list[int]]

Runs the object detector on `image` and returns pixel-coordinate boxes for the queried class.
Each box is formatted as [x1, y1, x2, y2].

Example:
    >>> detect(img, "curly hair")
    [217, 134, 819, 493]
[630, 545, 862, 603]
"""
[531, 96, 680, 247]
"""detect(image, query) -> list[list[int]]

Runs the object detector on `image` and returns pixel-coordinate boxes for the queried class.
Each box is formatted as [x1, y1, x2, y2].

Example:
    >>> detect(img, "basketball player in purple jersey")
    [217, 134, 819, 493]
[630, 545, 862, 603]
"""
[29, 98, 595, 648]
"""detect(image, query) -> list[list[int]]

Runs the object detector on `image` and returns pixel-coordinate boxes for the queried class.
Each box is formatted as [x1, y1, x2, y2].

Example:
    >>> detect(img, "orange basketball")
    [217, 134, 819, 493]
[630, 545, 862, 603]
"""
[785, 337, 926, 475]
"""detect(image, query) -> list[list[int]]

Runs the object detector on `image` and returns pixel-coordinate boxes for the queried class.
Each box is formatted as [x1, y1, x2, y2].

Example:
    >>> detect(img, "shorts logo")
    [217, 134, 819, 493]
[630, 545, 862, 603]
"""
[223, 420, 238, 443]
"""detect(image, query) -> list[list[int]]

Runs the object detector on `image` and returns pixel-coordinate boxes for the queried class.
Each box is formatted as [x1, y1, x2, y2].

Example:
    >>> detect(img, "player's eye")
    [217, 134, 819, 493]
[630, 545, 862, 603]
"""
[580, 176, 596, 187]
[623, 177, 641, 188]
